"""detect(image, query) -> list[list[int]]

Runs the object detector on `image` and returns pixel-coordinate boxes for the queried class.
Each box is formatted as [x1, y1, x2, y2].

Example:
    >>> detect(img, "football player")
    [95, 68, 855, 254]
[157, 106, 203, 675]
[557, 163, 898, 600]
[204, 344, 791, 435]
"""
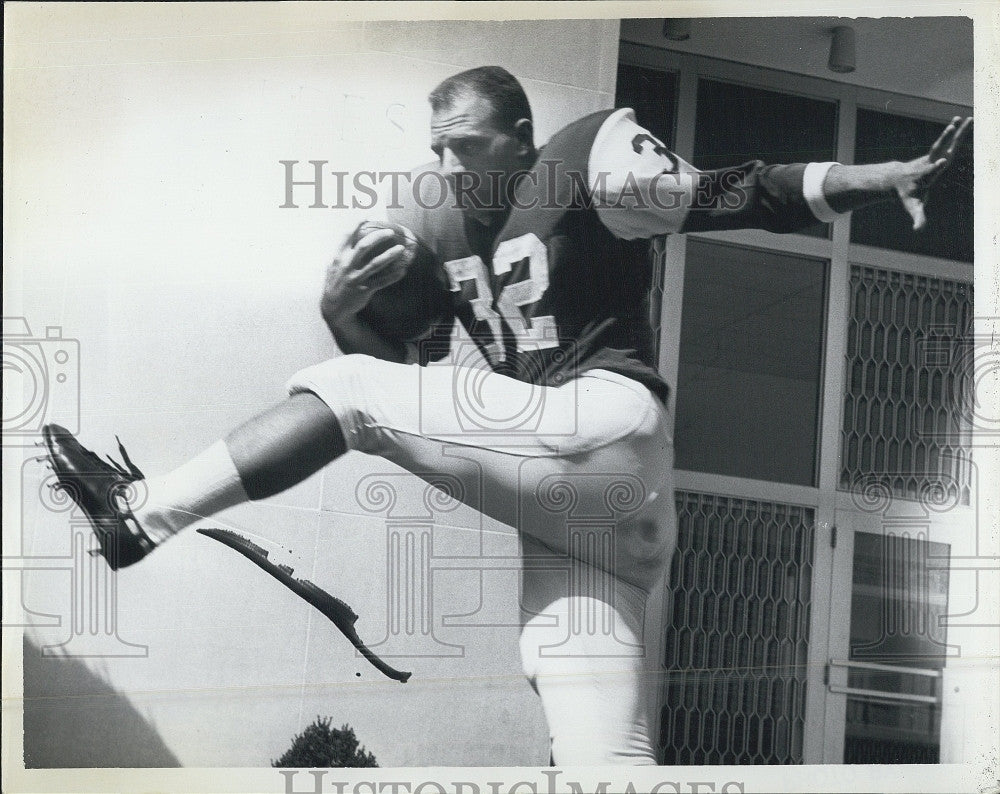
[43, 66, 970, 765]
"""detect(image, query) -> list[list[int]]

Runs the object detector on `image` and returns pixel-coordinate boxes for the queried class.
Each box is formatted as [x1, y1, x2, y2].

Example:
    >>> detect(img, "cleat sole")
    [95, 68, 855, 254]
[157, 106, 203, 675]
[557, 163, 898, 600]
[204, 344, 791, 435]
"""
[197, 527, 411, 683]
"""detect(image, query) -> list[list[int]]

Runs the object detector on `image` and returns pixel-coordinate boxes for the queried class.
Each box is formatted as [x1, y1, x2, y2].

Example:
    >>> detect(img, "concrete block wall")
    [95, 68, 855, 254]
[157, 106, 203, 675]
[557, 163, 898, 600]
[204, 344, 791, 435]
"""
[5, 7, 620, 767]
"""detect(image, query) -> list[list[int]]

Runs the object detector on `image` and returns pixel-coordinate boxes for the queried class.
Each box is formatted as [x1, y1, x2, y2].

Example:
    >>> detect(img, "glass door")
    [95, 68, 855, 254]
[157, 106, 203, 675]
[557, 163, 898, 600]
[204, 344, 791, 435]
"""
[822, 503, 959, 763]
[617, 41, 974, 767]
[822, 248, 974, 763]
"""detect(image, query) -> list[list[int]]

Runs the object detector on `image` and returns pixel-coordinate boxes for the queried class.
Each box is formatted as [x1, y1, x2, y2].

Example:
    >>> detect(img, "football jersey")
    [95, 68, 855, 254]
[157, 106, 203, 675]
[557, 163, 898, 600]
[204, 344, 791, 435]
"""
[389, 108, 844, 404]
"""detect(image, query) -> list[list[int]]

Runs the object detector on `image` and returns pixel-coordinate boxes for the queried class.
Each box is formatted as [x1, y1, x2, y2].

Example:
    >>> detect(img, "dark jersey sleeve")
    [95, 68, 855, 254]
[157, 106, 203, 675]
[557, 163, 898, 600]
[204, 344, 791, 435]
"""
[587, 109, 846, 239]
[678, 160, 815, 234]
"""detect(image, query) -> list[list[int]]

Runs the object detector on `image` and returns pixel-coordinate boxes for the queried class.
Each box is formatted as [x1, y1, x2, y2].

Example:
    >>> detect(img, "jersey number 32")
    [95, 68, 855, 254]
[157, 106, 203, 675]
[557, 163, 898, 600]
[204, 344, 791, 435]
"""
[443, 232, 558, 365]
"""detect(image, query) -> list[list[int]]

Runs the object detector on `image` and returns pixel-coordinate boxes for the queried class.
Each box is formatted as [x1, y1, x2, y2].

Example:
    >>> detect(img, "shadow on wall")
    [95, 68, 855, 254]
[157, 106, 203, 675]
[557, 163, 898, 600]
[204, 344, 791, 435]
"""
[23, 635, 181, 768]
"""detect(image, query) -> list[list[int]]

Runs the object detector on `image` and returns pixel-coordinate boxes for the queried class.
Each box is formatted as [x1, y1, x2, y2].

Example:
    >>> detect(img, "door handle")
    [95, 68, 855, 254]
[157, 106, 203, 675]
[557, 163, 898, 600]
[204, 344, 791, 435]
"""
[826, 658, 940, 705]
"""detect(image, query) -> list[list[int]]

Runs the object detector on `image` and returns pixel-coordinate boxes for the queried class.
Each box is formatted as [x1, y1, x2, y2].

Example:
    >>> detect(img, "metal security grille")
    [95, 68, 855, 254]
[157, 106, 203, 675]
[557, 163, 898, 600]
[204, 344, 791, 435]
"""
[840, 265, 974, 504]
[660, 492, 814, 765]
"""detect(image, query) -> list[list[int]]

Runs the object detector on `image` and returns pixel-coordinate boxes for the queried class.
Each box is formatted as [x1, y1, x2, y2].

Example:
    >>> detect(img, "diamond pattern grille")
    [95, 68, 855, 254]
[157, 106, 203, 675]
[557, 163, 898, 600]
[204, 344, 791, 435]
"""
[840, 265, 974, 503]
[660, 492, 814, 765]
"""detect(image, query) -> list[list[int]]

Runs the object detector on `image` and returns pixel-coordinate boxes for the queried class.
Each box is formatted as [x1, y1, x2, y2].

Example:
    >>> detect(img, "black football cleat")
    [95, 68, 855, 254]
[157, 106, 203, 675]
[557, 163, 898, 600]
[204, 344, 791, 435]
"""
[198, 527, 412, 683]
[42, 424, 156, 570]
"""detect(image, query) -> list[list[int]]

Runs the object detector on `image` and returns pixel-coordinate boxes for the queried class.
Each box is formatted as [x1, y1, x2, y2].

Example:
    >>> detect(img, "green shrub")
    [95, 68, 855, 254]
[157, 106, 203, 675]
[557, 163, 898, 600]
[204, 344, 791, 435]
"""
[272, 717, 379, 768]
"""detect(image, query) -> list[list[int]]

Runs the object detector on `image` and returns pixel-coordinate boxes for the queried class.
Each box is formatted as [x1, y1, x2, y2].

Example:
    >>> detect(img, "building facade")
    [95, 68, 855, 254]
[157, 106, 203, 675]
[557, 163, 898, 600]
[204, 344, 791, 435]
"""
[6, 10, 982, 771]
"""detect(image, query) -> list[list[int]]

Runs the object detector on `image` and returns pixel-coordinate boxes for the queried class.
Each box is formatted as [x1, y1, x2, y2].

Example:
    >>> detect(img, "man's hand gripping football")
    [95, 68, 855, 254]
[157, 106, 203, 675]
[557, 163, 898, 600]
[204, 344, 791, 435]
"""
[320, 225, 408, 320]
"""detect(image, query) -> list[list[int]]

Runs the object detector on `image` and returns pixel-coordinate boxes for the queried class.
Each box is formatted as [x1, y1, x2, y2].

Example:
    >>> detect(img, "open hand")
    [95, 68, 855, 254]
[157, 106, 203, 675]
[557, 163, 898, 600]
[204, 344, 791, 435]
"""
[896, 115, 972, 230]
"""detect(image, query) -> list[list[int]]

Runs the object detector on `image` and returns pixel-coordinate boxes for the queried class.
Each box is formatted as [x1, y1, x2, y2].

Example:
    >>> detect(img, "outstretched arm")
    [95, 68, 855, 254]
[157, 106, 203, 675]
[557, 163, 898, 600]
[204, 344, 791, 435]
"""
[590, 109, 972, 238]
[821, 116, 972, 229]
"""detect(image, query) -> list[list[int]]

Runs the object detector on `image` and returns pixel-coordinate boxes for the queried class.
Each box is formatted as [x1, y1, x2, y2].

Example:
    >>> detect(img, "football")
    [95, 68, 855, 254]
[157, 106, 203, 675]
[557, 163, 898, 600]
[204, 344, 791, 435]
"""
[348, 221, 453, 342]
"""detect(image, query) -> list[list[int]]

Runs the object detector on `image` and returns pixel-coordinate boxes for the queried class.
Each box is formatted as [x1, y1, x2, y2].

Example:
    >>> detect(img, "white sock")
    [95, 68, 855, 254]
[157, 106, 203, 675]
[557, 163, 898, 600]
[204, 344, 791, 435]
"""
[130, 440, 249, 544]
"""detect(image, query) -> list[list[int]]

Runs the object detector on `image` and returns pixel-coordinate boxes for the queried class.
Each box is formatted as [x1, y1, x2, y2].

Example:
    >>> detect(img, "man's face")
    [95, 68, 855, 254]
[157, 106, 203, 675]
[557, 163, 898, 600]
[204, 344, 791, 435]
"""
[430, 91, 528, 216]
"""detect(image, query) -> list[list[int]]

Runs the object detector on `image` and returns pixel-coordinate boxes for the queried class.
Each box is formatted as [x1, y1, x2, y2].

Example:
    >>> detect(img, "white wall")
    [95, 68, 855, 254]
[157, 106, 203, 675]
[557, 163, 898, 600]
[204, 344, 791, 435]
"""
[5, 5, 620, 767]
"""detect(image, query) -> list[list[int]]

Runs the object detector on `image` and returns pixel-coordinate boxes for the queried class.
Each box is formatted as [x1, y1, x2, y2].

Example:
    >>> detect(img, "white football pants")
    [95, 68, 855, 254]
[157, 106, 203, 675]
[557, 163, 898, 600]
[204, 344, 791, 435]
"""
[287, 354, 677, 765]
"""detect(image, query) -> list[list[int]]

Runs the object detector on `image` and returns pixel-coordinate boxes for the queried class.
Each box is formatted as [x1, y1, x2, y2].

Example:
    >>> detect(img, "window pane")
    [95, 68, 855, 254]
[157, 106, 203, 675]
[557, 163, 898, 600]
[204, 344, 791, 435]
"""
[694, 79, 838, 238]
[851, 109, 973, 262]
[676, 239, 826, 486]
[615, 63, 678, 149]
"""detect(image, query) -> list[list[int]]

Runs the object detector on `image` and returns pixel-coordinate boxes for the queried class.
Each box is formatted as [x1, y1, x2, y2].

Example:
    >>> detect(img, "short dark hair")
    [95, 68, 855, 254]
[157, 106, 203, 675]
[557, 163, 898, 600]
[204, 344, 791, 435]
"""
[428, 66, 532, 131]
